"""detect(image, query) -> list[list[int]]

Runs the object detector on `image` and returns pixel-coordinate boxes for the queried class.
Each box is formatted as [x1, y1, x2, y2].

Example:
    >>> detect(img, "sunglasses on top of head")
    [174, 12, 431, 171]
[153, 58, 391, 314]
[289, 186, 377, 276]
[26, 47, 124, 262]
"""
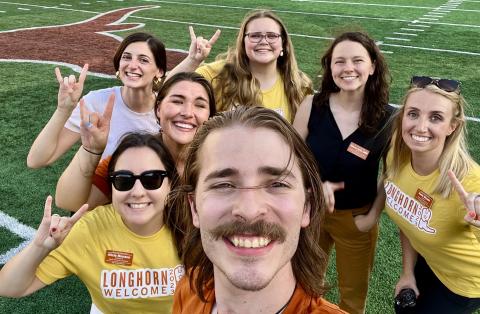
[109, 170, 168, 191]
[410, 76, 461, 93]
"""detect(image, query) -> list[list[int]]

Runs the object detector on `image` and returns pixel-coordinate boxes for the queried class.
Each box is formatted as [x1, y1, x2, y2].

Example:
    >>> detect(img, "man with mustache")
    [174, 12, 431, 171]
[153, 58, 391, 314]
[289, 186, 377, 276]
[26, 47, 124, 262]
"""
[173, 106, 345, 313]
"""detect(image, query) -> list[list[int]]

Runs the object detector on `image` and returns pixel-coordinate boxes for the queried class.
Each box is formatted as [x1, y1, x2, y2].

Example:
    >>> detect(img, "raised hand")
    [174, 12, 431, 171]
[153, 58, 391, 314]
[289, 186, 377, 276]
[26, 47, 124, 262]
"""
[55, 63, 89, 112]
[448, 170, 480, 227]
[188, 26, 221, 63]
[322, 181, 345, 213]
[79, 92, 114, 155]
[34, 196, 88, 251]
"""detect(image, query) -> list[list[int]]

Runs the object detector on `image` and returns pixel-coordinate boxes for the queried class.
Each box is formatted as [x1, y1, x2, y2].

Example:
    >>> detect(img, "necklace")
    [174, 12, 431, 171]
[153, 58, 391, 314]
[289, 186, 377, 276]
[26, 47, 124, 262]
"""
[274, 285, 295, 314]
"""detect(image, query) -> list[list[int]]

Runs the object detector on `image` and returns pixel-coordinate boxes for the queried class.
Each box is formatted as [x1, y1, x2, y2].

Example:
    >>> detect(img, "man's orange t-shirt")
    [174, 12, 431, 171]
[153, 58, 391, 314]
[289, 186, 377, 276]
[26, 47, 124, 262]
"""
[172, 275, 347, 314]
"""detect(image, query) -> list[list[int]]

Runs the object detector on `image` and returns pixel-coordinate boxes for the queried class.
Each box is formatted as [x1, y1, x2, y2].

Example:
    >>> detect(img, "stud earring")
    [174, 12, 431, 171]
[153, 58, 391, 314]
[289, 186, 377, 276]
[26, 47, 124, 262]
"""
[280, 50, 284, 57]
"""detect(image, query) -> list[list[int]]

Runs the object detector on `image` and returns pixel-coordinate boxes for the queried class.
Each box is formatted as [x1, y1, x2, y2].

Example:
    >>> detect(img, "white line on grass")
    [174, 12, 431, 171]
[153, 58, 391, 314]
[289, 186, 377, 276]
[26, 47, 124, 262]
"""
[290, 0, 480, 12]
[0, 210, 35, 264]
[419, 17, 439, 21]
[143, 0, 411, 23]
[17, 7, 29, 10]
[59, 3, 72, 6]
[385, 37, 411, 41]
[393, 32, 418, 36]
[401, 28, 424, 31]
[408, 24, 431, 27]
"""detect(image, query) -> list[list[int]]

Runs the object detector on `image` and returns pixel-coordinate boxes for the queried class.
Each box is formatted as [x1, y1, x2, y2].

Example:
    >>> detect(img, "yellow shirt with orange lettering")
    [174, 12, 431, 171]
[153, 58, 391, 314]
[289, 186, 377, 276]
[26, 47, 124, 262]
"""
[36, 204, 184, 313]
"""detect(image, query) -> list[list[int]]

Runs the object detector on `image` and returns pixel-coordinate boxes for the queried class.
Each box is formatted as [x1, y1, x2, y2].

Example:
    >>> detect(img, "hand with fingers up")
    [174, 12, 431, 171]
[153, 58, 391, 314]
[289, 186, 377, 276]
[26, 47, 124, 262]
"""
[34, 196, 88, 251]
[79, 93, 114, 156]
[55, 64, 89, 113]
[448, 170, 480, 228]
[187, 26, 221, 65]
[322, 181, 345, 213]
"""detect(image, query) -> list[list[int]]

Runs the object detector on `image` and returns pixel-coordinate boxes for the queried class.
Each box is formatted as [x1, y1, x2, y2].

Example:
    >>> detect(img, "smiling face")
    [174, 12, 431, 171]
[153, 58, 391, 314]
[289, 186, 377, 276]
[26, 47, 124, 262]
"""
[330, 40, 375, 93]
[402, 89, 457, 163]
[112, 146, 170, 236]
[189, 125, 310, 291]
[244, 17, 283, 67]
[157, 80, 211, 146]
[118, 41, 162, 90]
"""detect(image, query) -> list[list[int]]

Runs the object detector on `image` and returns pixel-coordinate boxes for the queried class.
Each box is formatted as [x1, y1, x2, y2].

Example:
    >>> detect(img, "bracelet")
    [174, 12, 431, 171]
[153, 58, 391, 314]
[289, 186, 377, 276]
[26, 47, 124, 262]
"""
[82, 145, 103, 156]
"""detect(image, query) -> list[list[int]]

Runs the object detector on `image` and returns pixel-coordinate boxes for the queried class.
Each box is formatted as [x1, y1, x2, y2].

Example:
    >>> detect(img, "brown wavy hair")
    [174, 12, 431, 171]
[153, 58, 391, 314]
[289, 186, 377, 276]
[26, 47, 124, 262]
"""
[315, 31, 390, 134]
[176, 106, 328, 301]
[212, 10, 312, 121]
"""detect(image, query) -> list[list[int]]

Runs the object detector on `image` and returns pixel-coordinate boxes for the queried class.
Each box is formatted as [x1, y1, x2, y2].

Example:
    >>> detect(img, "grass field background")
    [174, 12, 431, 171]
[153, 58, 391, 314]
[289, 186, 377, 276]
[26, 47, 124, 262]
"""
[0, 0, 479, 313]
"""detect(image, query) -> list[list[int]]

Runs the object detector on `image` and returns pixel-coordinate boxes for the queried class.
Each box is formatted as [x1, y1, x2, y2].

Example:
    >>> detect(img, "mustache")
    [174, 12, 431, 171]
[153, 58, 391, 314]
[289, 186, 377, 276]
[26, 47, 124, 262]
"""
[210, 220, 287, 243]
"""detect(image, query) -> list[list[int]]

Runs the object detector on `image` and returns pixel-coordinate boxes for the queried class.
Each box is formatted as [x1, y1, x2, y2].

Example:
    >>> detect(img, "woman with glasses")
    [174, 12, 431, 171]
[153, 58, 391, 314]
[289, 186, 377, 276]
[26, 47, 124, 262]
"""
[0, 133, 186, 313]
[382, 78, 480, 313]
[293, 31, 393, 314]
[27, 32, 166, 168]
[168, 9, 312, 122]
[54, 72, 216, 213]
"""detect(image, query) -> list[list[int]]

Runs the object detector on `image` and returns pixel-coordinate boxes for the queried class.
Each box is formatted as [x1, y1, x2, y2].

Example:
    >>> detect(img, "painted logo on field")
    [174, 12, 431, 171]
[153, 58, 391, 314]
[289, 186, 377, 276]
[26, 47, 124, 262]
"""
[0, 6, 187, 77]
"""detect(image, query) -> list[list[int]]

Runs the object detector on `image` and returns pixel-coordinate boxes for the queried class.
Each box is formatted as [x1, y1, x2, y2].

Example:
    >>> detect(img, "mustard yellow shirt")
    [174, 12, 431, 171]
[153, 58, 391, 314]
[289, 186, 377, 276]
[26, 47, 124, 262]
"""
[36, 204, 184, 313]
[197, 60, 291, 121]
[385, 152, 480, 297]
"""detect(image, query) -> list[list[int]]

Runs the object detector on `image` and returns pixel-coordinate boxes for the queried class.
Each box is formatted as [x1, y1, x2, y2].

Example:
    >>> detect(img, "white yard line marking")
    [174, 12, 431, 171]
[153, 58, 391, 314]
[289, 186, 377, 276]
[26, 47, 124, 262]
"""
[17, 7, 29, 10]
[59, 3, 72, 6]
[401, 28, 425, 31]
[385, 37, 411, 41]
[393, 32, 418, 36]
[0, 211, 36, 264]
[0, 1, 478, 57]
[290, 0, 480, 12]
[408, 24, 431, 27]
[419, 17, 439, 21]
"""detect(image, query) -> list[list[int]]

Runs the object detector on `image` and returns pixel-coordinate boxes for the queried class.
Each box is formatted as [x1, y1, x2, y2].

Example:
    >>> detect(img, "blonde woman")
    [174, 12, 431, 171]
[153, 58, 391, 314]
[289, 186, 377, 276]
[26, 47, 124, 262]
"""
[169, 10, 312, 122]
[384, 77, 480, 313]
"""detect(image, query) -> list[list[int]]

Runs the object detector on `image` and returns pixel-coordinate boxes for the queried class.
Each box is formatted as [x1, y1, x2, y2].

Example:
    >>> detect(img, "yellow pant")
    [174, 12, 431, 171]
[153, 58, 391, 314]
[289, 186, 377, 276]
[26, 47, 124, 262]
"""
[320, 205, 378, 314]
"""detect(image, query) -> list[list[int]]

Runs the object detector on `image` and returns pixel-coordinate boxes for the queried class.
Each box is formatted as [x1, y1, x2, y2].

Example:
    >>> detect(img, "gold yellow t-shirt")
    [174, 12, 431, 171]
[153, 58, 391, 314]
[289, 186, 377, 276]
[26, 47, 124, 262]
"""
[197, 60, 291, 121]
[384, 151, 480, 297]
[36, 204, 184, 313]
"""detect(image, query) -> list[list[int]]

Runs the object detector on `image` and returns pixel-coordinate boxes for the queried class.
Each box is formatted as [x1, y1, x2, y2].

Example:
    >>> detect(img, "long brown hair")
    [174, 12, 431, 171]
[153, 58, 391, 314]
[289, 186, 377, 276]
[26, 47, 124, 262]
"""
[212, 10, 312, 120]
[178, 106, 328, 301]
[315, 31, 390, 134]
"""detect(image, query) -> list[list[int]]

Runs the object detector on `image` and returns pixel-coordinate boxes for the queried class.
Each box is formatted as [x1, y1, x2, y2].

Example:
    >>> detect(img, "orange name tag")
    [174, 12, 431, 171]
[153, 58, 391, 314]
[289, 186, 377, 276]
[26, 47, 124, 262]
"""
[105, 250, 133, 266]
[347, 142, 370, 160]
[415, 189, 434, 209]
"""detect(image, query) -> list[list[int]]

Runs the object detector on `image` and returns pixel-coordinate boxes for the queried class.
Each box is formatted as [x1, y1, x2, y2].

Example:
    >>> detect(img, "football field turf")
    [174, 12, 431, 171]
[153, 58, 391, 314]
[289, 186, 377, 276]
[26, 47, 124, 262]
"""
[0, 0, 479, 312]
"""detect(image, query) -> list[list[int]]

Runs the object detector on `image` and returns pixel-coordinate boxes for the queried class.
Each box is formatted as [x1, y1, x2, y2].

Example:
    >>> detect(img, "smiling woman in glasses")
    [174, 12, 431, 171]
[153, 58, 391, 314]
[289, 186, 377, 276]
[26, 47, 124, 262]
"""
[0, 133, 186, 313]
[166, 9, 312, 122]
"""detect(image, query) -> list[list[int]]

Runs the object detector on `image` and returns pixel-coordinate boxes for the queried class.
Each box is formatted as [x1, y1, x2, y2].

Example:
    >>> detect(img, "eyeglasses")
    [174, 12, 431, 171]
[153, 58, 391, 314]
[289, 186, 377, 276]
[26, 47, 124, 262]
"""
[244, 32, 282, 43]
[109, 170, 168, 191]
[410, 76, 461, 93]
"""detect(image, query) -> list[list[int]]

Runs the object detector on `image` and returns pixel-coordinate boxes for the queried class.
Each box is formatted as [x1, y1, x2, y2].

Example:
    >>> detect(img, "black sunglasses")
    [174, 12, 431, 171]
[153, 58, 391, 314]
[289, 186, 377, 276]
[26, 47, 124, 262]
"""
[109, 170, 168, 191]
[410, 76, 461, 93]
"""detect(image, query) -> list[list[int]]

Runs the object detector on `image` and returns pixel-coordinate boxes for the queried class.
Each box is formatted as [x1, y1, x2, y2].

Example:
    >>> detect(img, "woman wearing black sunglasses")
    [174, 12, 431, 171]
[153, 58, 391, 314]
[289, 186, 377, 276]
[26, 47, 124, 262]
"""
[0, 133, 186, 313]
[293, 31, 393, 314]
[380, 80, 480, 313]
[54, 71, 216, 213]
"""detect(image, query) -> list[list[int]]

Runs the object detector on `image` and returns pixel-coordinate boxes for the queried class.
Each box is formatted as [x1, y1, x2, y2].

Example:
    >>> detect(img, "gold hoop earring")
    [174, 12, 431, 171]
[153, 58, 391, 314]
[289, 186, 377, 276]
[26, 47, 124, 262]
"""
[115, 71, 120, 79]
[153, 77, 162, 91]
[280, 50, 284, 57]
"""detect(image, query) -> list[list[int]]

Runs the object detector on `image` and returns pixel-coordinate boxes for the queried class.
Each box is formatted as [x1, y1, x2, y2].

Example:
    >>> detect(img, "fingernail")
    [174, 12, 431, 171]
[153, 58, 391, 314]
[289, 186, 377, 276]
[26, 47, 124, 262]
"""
[51, 228, 57, 233]
[468, 211, 476, 218]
